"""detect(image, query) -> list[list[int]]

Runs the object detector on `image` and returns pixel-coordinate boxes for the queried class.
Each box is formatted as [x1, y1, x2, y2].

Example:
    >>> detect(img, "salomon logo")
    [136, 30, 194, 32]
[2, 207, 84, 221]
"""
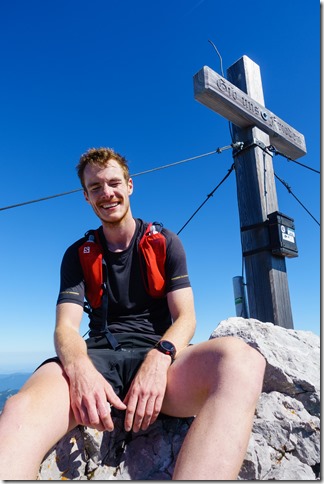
[83, 246, 91, 254]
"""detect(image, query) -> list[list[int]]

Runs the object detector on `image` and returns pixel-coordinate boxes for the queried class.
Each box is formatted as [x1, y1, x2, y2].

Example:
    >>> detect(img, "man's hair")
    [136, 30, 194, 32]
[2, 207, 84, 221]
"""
[77, 147, 130, 190]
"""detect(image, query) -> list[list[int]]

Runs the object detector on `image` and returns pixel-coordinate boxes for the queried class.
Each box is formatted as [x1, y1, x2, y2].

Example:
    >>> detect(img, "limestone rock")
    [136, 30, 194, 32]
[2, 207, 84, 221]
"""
[37, 318, 320, 480]
[37, 416, 193, 480]
[211, 317, 320, 417]
[211, 318, 320, 480]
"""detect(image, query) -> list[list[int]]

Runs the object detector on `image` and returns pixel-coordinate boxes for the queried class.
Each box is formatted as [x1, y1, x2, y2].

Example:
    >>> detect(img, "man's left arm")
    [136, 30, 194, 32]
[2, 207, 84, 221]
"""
[123, 286, 196, 432]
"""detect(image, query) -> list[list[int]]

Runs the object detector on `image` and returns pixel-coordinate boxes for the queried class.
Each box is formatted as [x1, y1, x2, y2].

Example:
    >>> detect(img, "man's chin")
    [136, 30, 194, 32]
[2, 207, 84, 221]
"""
[99, 211, 130, 227]
[95, 203, 131, 225]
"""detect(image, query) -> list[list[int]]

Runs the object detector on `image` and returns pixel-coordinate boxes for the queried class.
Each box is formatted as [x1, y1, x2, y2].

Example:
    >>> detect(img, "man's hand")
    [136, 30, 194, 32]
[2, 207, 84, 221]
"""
[123, 349, 171, 432]
[66, 357, 127, 431]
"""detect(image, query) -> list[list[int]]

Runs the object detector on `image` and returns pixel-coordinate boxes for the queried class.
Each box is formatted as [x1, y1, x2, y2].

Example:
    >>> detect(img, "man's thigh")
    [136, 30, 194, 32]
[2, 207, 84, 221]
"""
[20, 361, 77, 436]
[161, 340, 217, 418]
[161, 336, 249, 418]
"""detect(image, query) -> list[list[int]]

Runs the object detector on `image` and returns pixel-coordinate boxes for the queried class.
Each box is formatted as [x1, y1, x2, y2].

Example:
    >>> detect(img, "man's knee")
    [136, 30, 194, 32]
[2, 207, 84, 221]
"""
[207, 336, 266, 395]
[1, 390, 32, 422]
[223, 335, 265, 367]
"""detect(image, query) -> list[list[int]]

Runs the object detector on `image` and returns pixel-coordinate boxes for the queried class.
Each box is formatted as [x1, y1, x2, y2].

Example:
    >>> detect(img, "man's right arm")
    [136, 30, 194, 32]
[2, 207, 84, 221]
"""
[54, 302, 126, 431]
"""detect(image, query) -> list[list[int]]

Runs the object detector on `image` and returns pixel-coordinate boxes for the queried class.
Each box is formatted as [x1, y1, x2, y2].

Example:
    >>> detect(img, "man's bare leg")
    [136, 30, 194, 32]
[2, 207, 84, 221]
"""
[162, 336, 266, 480]
[0, 362, 77, 480]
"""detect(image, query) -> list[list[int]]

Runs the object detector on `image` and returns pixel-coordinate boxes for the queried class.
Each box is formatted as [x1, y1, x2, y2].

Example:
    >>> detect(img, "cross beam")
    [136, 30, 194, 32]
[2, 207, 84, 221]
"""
[194, 64, 306, 160]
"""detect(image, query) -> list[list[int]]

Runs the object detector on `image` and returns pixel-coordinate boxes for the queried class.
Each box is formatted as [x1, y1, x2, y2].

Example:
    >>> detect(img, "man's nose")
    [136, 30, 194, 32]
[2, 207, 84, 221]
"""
[102, 184, 114, 197]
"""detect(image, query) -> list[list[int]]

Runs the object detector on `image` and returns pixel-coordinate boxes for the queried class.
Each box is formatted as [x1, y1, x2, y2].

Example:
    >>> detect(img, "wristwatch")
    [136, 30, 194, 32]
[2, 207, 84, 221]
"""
[155, 340, 176, 363]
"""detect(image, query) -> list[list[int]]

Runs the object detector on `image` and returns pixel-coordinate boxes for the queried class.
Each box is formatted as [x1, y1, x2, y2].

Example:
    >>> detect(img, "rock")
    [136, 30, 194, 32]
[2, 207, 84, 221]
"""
[211, 318, 320, 480]
[211, 318, 320, 417]
[37, 415, 194, 480]
[37, 318, 320, 480]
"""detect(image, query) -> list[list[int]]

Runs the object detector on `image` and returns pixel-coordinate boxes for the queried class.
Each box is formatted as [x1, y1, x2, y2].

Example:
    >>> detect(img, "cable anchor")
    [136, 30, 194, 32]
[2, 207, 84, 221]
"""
[216, 142, 244, 154]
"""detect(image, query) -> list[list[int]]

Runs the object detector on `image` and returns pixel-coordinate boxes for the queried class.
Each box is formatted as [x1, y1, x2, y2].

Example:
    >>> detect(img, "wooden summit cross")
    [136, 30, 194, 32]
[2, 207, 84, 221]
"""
[193, 56, 307, 329]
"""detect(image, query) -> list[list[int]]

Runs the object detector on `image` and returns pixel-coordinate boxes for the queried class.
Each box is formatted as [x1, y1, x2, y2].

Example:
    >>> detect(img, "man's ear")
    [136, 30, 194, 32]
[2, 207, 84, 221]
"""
[128, 178, 134, 195]
[83, 190, 90, 203]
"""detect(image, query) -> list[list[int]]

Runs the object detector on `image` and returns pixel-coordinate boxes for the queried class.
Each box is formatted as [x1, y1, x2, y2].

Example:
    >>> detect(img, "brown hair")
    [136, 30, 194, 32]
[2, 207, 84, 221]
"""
[76, 147, 130, 190]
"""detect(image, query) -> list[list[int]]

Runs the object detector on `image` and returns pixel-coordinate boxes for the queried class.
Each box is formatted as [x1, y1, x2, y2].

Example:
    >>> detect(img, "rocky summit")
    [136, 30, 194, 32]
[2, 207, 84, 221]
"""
[37, 318, 320, 480]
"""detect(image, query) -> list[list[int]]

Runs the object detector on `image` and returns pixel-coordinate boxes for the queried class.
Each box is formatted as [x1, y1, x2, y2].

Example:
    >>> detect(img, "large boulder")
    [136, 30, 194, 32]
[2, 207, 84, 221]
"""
[211, 318, 320, 480]
[37, 318, 320, 480]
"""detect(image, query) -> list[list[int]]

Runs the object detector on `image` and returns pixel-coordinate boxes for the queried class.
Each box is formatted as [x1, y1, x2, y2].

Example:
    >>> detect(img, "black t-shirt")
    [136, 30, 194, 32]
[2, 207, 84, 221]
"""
[57, 218, 191, 341]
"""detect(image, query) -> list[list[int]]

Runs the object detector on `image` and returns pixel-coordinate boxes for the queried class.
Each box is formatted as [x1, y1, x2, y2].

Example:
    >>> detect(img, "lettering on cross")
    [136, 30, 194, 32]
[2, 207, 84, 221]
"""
[194, 65, 306, 160]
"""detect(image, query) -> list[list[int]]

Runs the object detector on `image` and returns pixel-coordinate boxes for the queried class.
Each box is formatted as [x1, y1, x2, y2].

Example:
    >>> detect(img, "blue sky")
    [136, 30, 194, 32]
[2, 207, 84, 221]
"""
[0, 0, 320, 373]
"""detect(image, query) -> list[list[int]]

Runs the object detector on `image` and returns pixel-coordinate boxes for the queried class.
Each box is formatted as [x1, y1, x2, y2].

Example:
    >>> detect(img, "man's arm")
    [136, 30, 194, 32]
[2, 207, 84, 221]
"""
[123, 286, 196, 432]
[55, 302, 126, 431]
[162, 286, 196, 351]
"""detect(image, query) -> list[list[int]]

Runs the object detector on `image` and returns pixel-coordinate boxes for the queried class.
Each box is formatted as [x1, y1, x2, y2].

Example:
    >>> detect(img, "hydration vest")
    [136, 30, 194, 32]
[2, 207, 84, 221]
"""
[78, 222, 167, 310]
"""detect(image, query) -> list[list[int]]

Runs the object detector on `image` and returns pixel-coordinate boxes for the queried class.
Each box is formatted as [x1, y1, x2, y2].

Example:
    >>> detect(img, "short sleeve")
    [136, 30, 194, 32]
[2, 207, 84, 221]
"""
[56, 239, 86, 307]
[163, 229, 191, 293]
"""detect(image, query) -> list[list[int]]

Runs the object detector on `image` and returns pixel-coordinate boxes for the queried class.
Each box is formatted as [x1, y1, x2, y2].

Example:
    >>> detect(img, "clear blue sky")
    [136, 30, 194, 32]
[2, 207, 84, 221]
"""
[0, 0, 320, 373]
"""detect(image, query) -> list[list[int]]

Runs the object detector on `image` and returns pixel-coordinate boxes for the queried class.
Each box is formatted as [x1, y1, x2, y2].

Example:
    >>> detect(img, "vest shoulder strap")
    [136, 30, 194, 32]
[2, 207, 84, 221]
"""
[138, 222, 166, 298]
[78, 230, 104, 309]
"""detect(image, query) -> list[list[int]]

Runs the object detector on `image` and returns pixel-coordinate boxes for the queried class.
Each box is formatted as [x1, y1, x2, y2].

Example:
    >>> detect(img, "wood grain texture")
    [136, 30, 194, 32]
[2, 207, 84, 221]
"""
[194, 61, 306, 160]
[226, 56, 294, 328]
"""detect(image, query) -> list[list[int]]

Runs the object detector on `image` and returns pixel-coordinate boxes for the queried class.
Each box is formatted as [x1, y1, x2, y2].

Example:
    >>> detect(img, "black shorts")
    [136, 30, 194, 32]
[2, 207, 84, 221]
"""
[38, 333, 157, 400]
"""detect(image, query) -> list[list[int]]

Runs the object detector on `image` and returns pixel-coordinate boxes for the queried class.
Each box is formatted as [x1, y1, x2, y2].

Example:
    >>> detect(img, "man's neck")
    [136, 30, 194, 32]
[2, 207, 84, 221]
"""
[102, 216, 136, 252]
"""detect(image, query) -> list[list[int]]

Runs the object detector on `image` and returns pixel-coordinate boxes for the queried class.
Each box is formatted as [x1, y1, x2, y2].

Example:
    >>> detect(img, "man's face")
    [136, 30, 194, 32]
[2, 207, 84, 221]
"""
[83, 160, 133, 225]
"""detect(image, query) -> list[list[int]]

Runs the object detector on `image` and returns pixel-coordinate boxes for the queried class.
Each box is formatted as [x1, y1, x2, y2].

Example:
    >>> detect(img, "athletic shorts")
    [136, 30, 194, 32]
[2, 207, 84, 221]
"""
[38, 333, 157, 400]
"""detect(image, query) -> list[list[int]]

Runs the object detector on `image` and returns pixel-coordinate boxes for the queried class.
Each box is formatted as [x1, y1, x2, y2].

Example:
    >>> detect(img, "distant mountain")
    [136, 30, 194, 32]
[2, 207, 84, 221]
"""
[0, 373, 31, 392]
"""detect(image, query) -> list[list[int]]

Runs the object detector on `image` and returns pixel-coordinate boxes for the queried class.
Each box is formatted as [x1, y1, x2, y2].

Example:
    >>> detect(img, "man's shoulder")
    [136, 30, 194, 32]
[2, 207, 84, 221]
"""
[137, 218, 177, 239]
[160, 226, 177, 239]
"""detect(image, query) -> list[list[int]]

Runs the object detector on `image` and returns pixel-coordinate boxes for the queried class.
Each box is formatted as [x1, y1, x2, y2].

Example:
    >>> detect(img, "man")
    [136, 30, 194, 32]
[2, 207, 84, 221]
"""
[0, 147, 265, 480]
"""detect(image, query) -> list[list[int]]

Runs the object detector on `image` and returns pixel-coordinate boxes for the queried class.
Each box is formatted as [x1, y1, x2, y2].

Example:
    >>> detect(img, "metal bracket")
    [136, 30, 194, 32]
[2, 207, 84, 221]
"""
[232, 138, 273, 158]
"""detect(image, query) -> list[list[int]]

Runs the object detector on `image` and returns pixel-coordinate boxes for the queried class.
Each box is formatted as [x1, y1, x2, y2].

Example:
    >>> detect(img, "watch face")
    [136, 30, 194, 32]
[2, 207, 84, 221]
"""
[161, 341, 174, 352]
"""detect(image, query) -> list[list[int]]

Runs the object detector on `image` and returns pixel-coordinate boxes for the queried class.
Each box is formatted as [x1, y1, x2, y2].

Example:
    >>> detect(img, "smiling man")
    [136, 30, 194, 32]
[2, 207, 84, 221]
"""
[0, 147, 266, 480]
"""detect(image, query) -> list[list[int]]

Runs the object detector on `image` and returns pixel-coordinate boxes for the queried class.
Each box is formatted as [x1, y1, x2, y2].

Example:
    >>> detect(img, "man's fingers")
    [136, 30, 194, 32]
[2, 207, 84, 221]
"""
[108, 392, 127, 411]
[124, 394, 137, 432]
[84, 397, 102, 427]
[142, 395, 162, 429]
[124, 394, 162, 432]
[73, 402, 95, 427]
[71, 402, 83, 425]
[97, 401, 114, 431]
[140, 395, 163, 430]
[73, 395, 114, 431]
